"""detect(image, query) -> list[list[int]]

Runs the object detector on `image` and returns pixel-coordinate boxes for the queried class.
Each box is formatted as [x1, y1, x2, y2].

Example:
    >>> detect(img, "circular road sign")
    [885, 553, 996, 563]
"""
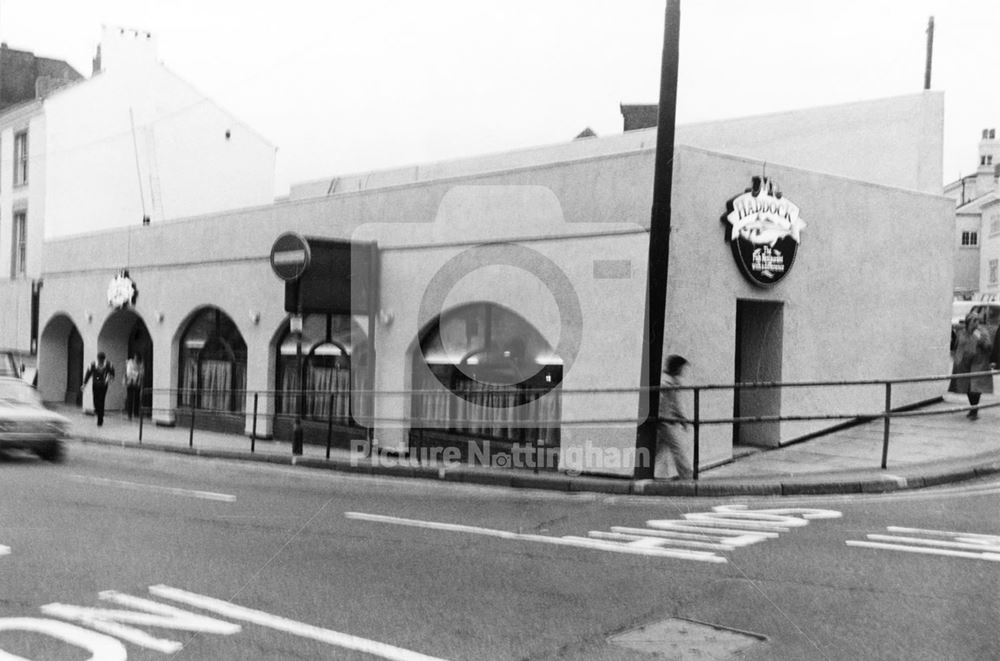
[270, 232, 311, 281]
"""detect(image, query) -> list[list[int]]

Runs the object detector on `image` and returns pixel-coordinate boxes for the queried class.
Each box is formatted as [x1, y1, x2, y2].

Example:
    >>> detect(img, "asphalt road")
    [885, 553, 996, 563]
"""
[1, 442, 999, 660]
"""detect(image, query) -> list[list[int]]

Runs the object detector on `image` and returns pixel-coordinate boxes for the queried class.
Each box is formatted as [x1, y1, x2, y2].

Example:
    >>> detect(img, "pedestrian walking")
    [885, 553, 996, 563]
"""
[949, 313, 993, 419]
[655, 354, 693, 479]
[82, 351, 115, 426]
[124, 354, 144, 421]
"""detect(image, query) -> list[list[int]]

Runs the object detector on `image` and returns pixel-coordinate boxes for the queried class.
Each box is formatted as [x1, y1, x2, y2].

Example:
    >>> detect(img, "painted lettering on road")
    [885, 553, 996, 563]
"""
[847, 526, 1000, 562]
[0, 618, 126, 661]
[151, 585, 449, 661]
[41, 591, 242, 654]
[0, 585, 449, 660]
[346, 505, 842, 563]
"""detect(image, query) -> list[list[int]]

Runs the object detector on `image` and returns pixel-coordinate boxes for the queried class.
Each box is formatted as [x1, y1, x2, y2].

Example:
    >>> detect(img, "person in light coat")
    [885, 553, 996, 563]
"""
[949, 313, 993, 419]
[655, 354, 693, 479]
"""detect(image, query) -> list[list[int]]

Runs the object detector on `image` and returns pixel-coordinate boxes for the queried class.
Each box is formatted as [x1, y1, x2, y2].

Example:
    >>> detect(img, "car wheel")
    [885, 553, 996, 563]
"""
[37, 442, 65, 463]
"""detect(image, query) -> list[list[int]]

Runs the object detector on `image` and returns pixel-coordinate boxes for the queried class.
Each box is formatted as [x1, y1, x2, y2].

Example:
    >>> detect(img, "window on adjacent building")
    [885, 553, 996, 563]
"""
[962, 231, 979, 247]
[991, 215, 1000, 236]
[11, 212, 26, 277]
[990, 260, 999, 287]
[13, 131, 28, 186]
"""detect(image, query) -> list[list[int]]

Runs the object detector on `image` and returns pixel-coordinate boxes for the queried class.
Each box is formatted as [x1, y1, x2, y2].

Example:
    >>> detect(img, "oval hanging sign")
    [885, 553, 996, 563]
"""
[724, 177, 807, 287]
[107, 270, 138, 309]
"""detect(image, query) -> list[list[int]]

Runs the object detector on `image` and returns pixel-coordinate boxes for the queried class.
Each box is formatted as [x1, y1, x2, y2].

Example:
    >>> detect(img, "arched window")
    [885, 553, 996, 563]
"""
[177, 308, 247, 412]
[413, 303, 562, 445]
[275, 314, 369, 424]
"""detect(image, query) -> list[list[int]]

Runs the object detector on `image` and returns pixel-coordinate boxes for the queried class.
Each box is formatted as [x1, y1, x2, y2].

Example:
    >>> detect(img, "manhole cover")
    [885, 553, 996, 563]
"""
[609, 617, 765, 659]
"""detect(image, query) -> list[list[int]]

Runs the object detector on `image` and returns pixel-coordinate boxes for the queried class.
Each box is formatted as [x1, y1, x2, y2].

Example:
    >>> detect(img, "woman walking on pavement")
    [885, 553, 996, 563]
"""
[949, 313, 993, 419]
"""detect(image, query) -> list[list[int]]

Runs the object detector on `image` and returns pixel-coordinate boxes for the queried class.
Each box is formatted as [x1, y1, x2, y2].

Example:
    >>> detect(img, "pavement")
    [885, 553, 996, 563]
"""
[52, 392, 1000, 498]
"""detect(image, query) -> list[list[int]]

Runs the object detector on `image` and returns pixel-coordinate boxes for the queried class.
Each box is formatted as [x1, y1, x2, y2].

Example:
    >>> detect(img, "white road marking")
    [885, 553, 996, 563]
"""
[68, 474, 236, 502]
[847, 526, 1000, 562]
[846, 540, 1000, 562]
[0, 618, 127, 661]
[885, 526, 1000, 542]
[149, 584, 451, 661]
[345, 511, 725, 562]
[0, 546, 9, 557]
[41, 591, 242, 654]
[347, 505, 841, 564]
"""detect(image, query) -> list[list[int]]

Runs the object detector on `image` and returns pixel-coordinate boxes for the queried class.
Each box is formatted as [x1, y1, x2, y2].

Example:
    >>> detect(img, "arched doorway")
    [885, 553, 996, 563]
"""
[411, 303, 563, 462]
[97, 309, 153, 415]
[272, 313, 369, 445]
[38, 314, 85, 404]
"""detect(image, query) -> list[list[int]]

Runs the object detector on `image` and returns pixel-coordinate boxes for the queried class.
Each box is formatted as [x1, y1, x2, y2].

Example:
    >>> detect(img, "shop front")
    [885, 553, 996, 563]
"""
[30, 93, 954, 476]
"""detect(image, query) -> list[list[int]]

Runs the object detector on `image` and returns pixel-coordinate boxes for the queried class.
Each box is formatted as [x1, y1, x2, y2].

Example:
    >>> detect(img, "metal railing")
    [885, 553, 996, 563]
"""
[134, 368, 996, 479]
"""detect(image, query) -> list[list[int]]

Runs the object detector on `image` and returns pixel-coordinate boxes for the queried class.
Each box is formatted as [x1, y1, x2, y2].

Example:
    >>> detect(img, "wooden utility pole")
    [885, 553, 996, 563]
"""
[635, 0, 680, 479]
[924, 16, 934, 90]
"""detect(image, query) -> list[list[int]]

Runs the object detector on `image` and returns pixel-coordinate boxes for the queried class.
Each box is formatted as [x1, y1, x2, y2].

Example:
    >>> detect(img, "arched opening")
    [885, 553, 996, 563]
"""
[273, 313, 369, 445]
[96, 309, 153, 415]
[412, 303, 562, 459]
[177, 307, 247, 422]
[38, 314, 84, 405]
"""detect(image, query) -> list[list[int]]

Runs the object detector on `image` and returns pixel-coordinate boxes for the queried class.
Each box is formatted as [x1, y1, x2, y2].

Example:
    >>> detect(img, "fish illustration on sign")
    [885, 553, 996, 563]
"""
[726, 179, 806, 247]
[723, 177, 806, 287]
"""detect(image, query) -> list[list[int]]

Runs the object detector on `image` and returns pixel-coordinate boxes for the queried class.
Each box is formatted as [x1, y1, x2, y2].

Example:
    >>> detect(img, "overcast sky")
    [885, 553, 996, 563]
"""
[2, 0, 997, 196]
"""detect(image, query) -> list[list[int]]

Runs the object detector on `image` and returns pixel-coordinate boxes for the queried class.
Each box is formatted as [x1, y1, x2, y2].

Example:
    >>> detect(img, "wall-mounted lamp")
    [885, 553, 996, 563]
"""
[378, 310, 394, 326]
[155, 311, 164, 324]
[85, 312, 93, 324]
[249, 310, 260, 325]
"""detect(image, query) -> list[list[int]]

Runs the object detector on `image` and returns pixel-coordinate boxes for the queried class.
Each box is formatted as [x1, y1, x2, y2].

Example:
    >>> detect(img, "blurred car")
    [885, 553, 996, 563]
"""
[0, 377, 69, 462]
[952, 301, 1000, 350]
[0, 351, 18, 378]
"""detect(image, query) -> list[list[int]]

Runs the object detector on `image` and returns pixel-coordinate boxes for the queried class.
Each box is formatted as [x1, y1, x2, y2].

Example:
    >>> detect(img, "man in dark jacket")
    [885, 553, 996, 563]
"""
[82, 352, 115, 426]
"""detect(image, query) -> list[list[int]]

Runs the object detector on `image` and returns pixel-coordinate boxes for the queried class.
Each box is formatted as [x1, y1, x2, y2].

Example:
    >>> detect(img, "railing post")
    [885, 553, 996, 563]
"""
[326, 393, 334, 460]
[189, 405, 195, 449]
[138, 387, 144, 444]
[881, 382, 892, 469]
[692, 387, 700, 481]
[251, 392, 258, 453]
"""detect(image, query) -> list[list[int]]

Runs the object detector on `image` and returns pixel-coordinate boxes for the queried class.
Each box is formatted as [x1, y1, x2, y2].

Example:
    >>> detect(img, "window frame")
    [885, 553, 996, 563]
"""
[13, 131, 28, 187]
[11, 211, 26, 278]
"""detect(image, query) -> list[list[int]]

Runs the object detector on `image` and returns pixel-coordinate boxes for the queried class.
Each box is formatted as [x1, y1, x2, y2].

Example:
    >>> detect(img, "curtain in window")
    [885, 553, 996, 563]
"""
[414, 375, 557, 444]
[280, 362, 300, 415]
[180, 357, 198, 407]
[199, 360, 232, 411]
[307, 365, 352, 421]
